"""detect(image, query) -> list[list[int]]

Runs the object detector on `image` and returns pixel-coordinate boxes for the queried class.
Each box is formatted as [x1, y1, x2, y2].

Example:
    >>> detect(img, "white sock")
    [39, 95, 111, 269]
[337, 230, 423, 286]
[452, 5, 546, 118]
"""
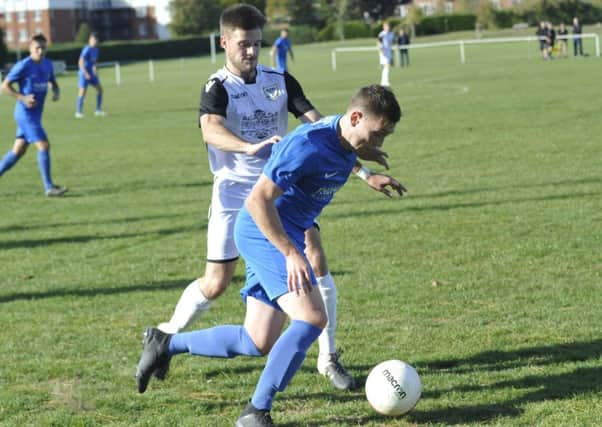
[317, 273, 337, 358]
[158, 279, 212, 334]
[381, 67, 390, 86]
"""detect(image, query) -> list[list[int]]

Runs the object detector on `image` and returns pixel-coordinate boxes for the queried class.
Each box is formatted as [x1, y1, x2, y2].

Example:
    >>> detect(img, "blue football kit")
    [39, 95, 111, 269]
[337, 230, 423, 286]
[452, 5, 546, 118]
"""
[78, 45, 100, 87]
[235, 114, 357, 308]
[273, 37, 292, 72]
[6, 56, 55, 143]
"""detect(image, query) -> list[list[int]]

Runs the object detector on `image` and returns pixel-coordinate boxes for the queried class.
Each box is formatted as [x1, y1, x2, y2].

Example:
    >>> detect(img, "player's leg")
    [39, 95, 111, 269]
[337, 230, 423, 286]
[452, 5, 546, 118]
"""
[0, 137, 27, 177]
[238, 289, 326, 426]
[34, 139, 67, 196]
[76, 83, 87, 118]
[305, 225, 356, 390]
[157, 178, 250, 334]
[136, 296, 280, 394]
[158, 260, 237, 334]
[93, 81, 105, 116]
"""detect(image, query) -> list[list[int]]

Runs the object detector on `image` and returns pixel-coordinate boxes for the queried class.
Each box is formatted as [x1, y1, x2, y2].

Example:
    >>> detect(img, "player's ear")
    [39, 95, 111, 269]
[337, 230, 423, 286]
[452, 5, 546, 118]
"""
[220, 35, 227, 49]
[350, 110, 363, 126]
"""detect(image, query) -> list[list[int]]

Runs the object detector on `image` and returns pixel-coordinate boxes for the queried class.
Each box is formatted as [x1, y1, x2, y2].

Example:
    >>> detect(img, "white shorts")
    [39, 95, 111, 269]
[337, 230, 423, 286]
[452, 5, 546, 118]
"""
[206, 177, 254, 262]
[380, 51, 392, 66]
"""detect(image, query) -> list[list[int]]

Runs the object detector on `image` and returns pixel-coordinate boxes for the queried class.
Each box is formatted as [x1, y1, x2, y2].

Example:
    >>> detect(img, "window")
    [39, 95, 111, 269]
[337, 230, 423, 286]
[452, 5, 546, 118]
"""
[138, 22, 147, 37]
[6, 31, 13, 42]
[34, 10, 42, 22]
[35, 28, 43, 35]
[136, 7, 147, 18]
[18, 11, 26, 23]
[445, 1, 454, 13]
[19, 29, 28, 42]
[5, 12, 12, 23]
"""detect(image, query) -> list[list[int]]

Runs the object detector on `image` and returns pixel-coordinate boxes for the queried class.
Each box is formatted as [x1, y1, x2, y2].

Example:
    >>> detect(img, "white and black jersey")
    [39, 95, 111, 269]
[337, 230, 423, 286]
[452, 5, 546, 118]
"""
[199, 64, 315, 183]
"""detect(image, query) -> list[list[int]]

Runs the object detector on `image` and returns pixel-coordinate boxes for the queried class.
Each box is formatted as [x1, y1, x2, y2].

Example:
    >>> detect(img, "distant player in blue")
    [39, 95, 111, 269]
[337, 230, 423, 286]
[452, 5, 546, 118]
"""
[75, 32, 105, 118]
[0, 33, 67, 196]
[271, 29, 294, 72]
[135, 85, 404, 426]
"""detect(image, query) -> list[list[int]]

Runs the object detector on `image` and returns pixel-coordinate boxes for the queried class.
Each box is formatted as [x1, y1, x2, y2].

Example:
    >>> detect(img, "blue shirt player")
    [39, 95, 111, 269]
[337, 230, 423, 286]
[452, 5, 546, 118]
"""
[271, 29, 294, 72]
[0, 33, 67, 196]
[134, 85, 404, 426]
[75, 32, 105, 118]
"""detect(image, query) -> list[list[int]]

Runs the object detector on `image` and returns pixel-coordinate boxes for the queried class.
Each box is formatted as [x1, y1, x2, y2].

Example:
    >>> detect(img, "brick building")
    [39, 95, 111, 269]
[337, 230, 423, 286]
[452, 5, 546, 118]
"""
[0, 0, 167, 49]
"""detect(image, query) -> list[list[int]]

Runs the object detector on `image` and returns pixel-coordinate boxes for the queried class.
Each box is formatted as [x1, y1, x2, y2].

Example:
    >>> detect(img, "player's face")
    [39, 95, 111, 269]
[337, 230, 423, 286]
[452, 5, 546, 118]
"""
[222, 28, 262, 78]
[29, 40, 47, 62]
[350, 111, 395, 154]
[89, 35, 98, 47]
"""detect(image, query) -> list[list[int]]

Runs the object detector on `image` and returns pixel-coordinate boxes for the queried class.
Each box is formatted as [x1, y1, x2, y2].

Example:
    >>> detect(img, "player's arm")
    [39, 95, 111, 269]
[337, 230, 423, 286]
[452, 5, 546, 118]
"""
[288, 45, 294, 62]
[1, 74, 36, 108]
[199, 78, 279, 156]
[49, 76, 60, 101]
[201, 114, 280, 156]
[284, 72, 321, 123]
[352, 161, 407, 198]
[245, 174, 312, 295]
[79, 50, 91, 79]
[270, 44, 276, 67]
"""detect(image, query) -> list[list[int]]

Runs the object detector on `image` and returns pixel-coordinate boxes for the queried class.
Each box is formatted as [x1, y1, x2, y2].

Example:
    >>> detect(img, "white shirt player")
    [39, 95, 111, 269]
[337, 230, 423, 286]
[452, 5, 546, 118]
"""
[199, 64, 314, 184]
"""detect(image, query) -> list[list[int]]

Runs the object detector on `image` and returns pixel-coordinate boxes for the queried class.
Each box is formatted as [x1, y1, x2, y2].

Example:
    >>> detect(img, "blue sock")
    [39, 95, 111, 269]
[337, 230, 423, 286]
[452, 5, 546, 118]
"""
[37, 150, 53, 190]
[168, 325, 262, 358]
[76, 96, 84, 114]
[0, 151, 19, 176]
[251, 320, 322, 410]
[96, 93, 103, 111]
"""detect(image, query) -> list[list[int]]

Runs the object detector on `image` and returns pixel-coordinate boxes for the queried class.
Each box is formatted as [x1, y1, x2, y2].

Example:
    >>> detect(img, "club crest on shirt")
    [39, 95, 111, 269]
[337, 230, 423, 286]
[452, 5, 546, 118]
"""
[262, 84, 283, 101]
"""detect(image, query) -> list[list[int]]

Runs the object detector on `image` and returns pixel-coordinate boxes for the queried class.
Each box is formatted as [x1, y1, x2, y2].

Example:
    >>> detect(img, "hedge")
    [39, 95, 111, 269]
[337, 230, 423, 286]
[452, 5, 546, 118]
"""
[415, 14, 477, 36]
[7, 36, 212, 66]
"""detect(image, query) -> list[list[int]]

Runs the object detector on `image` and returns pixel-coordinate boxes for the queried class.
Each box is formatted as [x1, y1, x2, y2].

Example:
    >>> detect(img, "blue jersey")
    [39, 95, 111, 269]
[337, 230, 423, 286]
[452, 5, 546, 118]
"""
[274, 37, 291, 59]
[273, 37, 291, 71]
[79, 45, 99, 75]
[238, 115, 356, 241]
[234, 115, 356, 305]
[6, 56, 55, 119]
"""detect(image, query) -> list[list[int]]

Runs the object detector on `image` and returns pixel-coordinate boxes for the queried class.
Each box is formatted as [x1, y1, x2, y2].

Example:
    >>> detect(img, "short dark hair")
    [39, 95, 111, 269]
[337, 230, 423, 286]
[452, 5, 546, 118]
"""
[31, 33, 47, 44]
[220, 4, 266, 34]
[90, 32, 99, 40]
[349, 85, 402, 125]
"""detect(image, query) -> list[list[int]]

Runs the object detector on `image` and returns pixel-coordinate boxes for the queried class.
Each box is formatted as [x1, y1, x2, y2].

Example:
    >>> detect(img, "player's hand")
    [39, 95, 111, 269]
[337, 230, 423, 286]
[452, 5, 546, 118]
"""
[247, 135, 281, 158]
[285, 250, 313, 296]
[365, 173, 408, 198]
[356, 146, 390, 169]
[20, 94, 37, 108]
[52, 89, 60, 102]
[85, 72, 91, 80]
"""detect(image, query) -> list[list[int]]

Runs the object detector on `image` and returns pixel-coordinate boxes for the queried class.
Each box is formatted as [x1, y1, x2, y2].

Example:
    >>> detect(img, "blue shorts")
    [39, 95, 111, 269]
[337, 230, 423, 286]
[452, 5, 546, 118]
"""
[78, 72, 100, 89]
[235, 210, 316, 310]
[15, 115, 48, 143]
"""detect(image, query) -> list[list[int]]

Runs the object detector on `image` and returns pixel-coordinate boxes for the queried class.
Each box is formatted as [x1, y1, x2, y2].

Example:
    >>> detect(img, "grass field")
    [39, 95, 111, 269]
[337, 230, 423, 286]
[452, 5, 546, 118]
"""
[1, 29, 601, 426]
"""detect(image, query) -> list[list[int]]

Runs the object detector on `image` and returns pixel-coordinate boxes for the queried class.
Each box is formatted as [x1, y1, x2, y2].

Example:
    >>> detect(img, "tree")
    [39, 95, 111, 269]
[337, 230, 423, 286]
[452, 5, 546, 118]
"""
[0, 27, 7, 69]
[288, 0, 318, 25]
[169, 0, 222, 35]
[75, 22, 92, 44]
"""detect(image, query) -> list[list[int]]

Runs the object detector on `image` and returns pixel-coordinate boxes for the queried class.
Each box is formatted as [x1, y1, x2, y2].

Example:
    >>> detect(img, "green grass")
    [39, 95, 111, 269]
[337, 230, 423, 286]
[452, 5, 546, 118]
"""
[1, 28, 601, 426]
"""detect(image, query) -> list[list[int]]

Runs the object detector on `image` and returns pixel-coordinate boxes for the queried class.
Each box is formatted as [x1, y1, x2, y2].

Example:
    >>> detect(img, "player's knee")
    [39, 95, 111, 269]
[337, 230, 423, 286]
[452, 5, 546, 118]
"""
[199, 275, 230, 300]
[304, 309, 327, 330]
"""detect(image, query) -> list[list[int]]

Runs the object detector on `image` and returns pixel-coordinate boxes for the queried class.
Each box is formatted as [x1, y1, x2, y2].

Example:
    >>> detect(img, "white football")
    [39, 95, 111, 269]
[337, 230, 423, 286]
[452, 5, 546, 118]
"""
[365, 359, 422, 416]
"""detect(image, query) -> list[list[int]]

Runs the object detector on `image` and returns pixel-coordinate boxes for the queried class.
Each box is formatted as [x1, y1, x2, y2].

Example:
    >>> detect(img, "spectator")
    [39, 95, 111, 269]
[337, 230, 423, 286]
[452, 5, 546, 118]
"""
[546, 22, 556, 59]
[536, 21, 549, 60]
[398, 28, 410, 67]
[557, 23, 569, 58]
[572, 17, 583, 56]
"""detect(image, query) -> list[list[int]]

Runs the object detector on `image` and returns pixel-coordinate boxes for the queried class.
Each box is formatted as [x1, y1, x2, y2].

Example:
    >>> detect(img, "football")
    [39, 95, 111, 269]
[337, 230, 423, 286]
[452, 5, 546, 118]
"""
[365, 359, 422, 416]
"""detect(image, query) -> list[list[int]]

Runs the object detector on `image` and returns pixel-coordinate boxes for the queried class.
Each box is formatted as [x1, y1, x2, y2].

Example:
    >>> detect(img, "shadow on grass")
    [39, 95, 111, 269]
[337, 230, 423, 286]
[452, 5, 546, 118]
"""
[0, 211, 195, 233]
[327, 190, 601, 219]
[0, 223, 202, 250]
[0, 279, 192, 303]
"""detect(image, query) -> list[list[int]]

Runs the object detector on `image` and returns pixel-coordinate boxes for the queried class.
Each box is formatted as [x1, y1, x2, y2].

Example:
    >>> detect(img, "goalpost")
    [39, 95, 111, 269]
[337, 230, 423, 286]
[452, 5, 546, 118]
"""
[331, 33, 601, 70]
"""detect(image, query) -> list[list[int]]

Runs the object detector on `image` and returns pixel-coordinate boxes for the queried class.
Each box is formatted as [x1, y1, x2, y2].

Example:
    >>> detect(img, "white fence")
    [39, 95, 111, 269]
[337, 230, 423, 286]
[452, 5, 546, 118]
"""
[331, 33, 601, 70]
